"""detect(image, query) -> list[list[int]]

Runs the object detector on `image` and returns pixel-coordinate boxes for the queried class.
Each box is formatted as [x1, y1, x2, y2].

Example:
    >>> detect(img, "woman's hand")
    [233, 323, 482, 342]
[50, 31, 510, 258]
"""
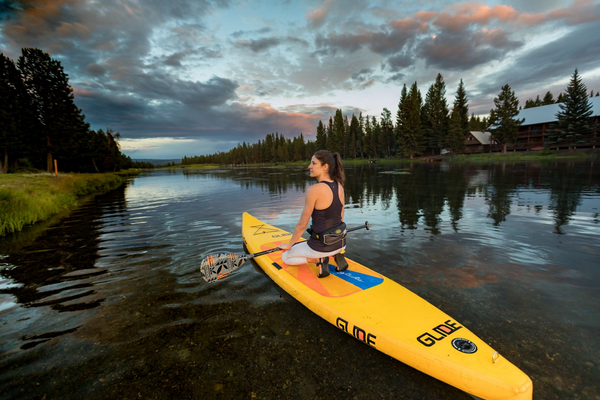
[278, 241, 293, 252]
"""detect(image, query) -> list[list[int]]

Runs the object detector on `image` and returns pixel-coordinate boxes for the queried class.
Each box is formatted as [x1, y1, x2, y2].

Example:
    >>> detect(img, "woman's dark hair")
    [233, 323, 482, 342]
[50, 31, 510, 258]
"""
[314, 150, 345, 186]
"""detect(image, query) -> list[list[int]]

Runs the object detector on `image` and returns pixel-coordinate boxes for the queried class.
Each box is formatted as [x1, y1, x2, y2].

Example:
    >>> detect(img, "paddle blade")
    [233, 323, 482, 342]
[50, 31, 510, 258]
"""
[200, 253, 248, 283]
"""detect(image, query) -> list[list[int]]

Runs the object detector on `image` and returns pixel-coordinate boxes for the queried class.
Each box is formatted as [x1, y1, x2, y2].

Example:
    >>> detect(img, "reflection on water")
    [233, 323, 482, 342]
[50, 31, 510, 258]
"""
[1, 162, 599, 399]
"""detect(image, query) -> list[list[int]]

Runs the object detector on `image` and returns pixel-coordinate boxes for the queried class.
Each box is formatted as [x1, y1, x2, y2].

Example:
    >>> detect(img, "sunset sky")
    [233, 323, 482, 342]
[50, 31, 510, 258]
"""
[1, 0, 599, 159]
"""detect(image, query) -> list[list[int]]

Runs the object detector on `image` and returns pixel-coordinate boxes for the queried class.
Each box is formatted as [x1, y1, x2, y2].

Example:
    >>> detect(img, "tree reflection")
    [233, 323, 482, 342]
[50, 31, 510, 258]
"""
[548, 163, 585, 234]
[194, 161, 599, 236]
[446, 167, 468, 232]
[485, 165, 517, 226]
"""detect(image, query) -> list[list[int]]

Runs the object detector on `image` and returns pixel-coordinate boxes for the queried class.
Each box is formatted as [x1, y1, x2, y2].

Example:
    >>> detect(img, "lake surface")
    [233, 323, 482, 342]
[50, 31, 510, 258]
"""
[1, 161, 599, 399]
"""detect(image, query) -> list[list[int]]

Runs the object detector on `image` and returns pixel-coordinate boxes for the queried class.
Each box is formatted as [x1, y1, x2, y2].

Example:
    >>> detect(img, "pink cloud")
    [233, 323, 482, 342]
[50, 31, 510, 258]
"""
[389, 17, 429, 33]
[413, 2, 549, 33]
[413, 11, 436, 22]
[548, 0, 600, 24]
[72, 87, 96, 97]
[56, 22, 92, 39]
[242, 103, 322, 137]
[306, 0, 335, 28]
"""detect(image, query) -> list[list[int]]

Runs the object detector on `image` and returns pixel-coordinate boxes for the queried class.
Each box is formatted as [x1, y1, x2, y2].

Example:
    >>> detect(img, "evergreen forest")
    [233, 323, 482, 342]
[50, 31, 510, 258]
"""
[0, 48, 143, 173]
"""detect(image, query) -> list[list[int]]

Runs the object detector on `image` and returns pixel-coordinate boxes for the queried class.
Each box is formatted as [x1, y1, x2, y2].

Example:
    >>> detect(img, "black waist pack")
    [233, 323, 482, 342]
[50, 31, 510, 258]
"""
[307, 222, 347, 245]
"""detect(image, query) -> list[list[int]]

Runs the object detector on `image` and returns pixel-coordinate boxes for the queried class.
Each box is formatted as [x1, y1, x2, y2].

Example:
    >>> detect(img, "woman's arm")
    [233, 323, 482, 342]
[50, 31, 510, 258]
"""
[340, 184, 345, 221]
[279, 186, 319, 251]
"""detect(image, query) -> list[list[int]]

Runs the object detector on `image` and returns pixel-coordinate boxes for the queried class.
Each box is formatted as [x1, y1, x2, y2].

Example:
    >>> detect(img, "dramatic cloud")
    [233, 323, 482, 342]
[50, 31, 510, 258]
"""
[314, 17, 427, 56]
[417, 28, 524, 70]
[479, 20, 600, 97]
[1, 0, 599, 158]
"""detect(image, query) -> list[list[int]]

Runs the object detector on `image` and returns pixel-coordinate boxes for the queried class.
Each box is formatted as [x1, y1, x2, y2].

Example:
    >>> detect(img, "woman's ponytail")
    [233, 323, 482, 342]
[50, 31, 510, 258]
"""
[332, 153, 345, 186]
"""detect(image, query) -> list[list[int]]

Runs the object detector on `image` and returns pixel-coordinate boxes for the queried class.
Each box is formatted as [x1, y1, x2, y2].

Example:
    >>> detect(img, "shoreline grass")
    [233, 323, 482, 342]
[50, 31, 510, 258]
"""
[164, 163, 220, 169]
[0, 171, 135, 236]
[175, 148, 599, 169]
[447, 148, 598, 162]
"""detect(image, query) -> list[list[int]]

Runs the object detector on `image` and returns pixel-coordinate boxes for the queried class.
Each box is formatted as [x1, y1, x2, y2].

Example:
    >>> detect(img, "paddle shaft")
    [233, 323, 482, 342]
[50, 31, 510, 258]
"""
[347, 221, 369, 233]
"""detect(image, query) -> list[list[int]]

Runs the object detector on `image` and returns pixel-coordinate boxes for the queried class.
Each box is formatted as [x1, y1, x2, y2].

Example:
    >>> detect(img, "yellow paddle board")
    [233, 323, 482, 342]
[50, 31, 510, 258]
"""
[242, 212, 532, 400]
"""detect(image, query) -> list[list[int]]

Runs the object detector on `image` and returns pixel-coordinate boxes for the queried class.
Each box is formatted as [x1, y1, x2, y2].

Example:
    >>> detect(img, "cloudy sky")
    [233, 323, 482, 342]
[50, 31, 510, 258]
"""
[1, 0, 599, 159]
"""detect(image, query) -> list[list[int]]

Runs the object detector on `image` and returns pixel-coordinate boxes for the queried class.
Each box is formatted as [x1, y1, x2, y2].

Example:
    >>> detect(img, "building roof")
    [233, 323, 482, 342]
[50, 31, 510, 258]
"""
[468, 131, 492, 144]
[517, 95, 600, 125]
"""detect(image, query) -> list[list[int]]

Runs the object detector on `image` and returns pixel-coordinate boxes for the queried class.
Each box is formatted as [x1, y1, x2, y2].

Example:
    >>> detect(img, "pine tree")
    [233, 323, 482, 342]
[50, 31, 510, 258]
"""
[356, 112, 365, 158]
[333, 109, 345, 155]
[444, 80, 470, 155]
[264, 133, 274, 162]
[363, 116, 373, 159]
[18, 48, 90, 172]
[542, 91, 555, 105]
[446, 108, 465, 155]
[468, 114, 481, 130]
[371, 116, 381, 158]
[394, 84, 408, 157]
[0, 54, 24, 172]
[380, 108, 394, 157]
[397, 82, 424, 159]
[356, 113, 365, 158]
[326, 117, 334, 151]
[315, 120, 326, 150]
[349, 114, 360, 158]
[271, 133, 279, 161]
[422, 73, 449, 154]
[343, 114, 350, 158]
[103, 128, 122, 171]
[550, 69, 593, 150]
[293, 133, 306, 161]
[488, 84, 524, 153]
[454, 79, 469, 137]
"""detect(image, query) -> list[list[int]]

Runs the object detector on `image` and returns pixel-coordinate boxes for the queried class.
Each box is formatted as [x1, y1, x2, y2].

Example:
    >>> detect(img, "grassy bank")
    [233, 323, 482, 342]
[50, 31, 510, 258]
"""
[0, 172, 133, 236]
[447, 148, 599, 162]
[166, 163, 220, 169]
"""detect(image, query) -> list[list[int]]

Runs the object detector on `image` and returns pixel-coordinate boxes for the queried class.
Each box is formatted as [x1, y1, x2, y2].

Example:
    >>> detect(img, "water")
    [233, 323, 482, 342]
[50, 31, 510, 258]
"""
[1, 161, 599, 399]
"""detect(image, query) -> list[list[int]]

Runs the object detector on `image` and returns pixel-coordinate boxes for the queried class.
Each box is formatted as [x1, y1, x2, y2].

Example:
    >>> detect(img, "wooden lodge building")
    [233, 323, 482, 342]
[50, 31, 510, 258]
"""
[464, 96, 600, 154]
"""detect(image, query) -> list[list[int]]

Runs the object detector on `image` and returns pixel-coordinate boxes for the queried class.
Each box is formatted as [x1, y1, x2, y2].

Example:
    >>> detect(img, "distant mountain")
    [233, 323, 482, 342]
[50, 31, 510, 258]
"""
[133, 159, 180, 166]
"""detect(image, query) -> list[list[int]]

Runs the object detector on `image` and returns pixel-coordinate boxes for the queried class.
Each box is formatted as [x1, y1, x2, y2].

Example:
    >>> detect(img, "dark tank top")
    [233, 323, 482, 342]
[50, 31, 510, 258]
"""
[307, 180, 345, 252]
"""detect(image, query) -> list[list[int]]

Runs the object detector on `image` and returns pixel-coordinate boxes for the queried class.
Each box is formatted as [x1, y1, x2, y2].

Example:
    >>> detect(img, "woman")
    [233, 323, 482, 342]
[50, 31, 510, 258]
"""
[278, 150, 346, 278]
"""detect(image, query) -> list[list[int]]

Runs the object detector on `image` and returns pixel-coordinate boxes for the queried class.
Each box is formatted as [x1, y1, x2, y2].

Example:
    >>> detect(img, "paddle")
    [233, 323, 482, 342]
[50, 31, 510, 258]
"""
[201, 221, 370, 283]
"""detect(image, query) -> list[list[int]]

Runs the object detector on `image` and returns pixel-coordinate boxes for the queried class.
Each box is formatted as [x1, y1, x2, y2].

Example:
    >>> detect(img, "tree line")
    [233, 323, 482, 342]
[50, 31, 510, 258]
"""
[0, 48, 145, 173]
[182, 132, 316, 165]
[523, 88, 598, 109]
[186, 69, 597, 164]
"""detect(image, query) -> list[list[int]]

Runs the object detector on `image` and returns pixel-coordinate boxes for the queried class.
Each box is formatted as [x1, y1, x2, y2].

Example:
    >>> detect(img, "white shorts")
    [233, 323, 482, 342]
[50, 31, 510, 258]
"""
[281, 241, 346, 265]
